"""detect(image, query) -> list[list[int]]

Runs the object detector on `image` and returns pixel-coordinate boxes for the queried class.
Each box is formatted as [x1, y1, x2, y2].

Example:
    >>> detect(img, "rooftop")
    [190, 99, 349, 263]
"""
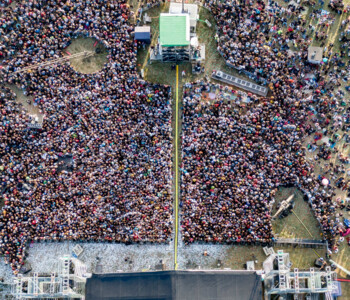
[135, 26, 151, 33]
[169, 3, 199, 22]
[86, 270, 262, 300]
[159, 13, 190, 47]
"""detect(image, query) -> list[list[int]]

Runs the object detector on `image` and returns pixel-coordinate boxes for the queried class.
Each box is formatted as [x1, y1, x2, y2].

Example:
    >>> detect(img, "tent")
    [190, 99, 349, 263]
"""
[135, 26, 151, 44]
[86, 270, 262, 300]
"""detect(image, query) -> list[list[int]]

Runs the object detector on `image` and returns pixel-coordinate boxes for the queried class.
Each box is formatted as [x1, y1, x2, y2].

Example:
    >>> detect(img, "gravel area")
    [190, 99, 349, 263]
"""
[0, 259, 13, 283]
[24, 241, 174, 274]
[178, 242, 231, 269]
[0, 240, 232, 284]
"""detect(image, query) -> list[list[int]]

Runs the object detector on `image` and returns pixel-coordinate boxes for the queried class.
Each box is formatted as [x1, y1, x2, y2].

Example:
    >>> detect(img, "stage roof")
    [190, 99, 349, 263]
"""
[86, 270, 262, 300]
[169, 3, 199, 28]
[159, 14, 190, 47]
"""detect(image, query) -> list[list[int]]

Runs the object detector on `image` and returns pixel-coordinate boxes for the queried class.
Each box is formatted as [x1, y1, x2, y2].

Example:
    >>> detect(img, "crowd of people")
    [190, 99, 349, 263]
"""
[0, 0, 350, 274]
[182, 82, 307, 244]
[0, 0, 172, 273]
[328, 0, 345, 14]
[181, 0, 350, 249]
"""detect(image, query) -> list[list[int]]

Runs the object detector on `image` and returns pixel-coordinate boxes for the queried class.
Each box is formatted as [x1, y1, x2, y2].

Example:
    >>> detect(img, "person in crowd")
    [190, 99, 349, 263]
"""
[0, 0, 172, 274]
[0, 0, 349, 274]
[179, 0, 350, 251]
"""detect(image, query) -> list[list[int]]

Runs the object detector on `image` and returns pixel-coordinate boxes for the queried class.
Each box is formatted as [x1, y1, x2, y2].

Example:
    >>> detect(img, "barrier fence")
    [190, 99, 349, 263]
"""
[274, 238, 328, 249]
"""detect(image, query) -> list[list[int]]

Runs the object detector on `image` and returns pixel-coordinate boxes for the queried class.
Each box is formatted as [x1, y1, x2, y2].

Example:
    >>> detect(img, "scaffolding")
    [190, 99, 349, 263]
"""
[277, 250, 288, 290]
[61, 256, 70, 295]
[150, 4, 205, 63]
[0, 281, 13, 300]
[10, 255, 90, 299]
[264, 250, 338, 299]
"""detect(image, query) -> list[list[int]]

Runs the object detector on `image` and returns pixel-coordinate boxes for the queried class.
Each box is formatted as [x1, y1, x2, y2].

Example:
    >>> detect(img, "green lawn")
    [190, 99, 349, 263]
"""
[272, 187, 323, 239]
[66, 37, 108, 74]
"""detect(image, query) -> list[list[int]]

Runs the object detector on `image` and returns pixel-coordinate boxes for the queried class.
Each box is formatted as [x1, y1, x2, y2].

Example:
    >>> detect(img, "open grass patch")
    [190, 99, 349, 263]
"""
[272, 187, 323, 239]
[65, 37, 108, 74]
[222, 245, 320, 270]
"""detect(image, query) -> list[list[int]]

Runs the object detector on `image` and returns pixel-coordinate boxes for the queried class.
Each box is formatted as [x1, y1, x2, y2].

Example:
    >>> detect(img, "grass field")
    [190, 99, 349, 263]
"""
[223, 245, 319, 270]
[65, 37, 108, 74]
[272, 187, 322, 240]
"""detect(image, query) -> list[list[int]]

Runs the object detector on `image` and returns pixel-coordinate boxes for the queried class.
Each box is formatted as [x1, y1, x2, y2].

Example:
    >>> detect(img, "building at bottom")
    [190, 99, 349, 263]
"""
[85, 270, 262, 300]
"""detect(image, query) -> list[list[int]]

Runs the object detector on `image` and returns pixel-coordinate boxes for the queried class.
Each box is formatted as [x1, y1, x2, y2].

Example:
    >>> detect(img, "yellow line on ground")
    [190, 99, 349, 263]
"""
[174, 65, 179, 270]
[312, 249, 321, 258]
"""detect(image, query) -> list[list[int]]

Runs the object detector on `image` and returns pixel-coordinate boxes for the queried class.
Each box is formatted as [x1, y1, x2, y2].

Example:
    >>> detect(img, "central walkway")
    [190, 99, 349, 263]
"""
[174, 65, 180, 270]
